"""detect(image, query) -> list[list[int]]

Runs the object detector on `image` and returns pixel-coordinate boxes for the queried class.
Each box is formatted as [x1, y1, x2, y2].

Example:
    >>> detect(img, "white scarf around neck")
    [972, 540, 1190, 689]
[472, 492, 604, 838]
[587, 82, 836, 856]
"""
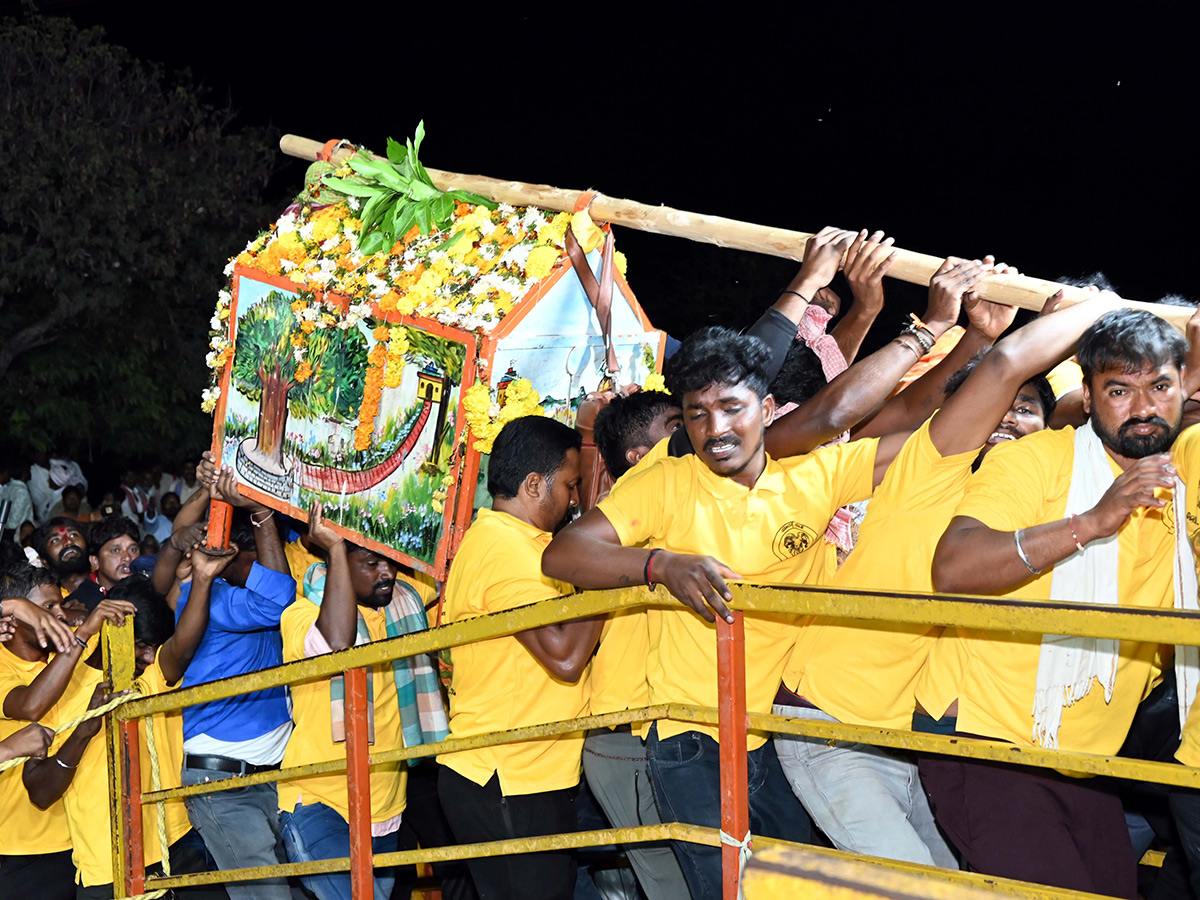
[1033, 421, 1199, 747]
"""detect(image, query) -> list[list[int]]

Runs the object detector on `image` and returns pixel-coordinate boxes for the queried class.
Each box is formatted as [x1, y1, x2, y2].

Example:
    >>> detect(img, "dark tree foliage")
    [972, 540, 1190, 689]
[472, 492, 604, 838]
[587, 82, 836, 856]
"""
[0, 12, 277, 460]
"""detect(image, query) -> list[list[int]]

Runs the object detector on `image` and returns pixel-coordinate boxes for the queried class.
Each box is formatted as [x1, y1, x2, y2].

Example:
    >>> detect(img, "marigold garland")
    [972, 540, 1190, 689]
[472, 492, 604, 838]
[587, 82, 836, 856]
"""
[461, 378, 546, 455]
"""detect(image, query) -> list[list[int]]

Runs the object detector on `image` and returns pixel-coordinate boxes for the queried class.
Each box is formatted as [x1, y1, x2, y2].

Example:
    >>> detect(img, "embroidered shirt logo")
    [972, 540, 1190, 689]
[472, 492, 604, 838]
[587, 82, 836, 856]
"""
[772, 521, 818, 560]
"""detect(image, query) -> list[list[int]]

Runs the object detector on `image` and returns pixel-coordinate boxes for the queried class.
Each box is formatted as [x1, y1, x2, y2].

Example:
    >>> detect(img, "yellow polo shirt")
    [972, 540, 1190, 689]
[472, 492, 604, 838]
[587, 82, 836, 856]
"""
[278, 596, 406, 824]
[588, 437, 671, 718]
[914, 426, 1175, 753]
[284, 540, 322, 604]
[1167, 426, 1200, 766]
[437, 509, 587, 795]
[0, 647, 72, 856]
[787, 417, 977, 728]
[598, 441, 878, 749]
[54, 655, 190, 887]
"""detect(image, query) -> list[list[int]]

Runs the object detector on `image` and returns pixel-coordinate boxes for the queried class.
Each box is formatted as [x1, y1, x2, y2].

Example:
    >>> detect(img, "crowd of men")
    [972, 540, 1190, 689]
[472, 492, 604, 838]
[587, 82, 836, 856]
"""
[4, 226, 1200, 900]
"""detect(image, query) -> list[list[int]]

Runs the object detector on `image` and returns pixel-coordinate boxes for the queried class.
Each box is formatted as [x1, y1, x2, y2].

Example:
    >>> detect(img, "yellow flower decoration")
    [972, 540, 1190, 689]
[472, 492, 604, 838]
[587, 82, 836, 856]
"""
[643, 372, 668, 394]
[524, 245, 560, 281]
[614, 250, 627, 277]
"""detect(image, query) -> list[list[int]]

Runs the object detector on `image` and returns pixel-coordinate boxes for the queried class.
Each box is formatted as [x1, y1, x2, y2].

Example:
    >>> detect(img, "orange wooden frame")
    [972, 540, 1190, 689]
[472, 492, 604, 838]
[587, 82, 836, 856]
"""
[210, 266, 481, 579]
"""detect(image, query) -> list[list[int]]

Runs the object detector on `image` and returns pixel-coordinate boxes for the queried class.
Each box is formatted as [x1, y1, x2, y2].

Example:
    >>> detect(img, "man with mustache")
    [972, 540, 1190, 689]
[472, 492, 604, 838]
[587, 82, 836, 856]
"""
[0, 564, 134, 899]
[543, 326, 899, 900]
[773, 294, 1128, 868]
[438, 415, 597, 900]
[921, 308, 1192, 897]
[34, 517, 92, 595]
[64, 515, 140, 613]
[276, 502, 446, 900]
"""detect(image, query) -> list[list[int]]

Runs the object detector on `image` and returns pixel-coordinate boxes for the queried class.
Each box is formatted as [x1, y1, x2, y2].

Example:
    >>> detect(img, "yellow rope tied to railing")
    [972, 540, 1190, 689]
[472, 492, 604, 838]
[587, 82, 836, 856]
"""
[0, 689, 142, 773]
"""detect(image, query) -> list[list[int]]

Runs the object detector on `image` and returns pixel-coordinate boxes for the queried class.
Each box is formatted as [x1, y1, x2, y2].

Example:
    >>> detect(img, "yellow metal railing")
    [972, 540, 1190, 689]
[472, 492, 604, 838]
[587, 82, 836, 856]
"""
[103, 583, 1199, 900]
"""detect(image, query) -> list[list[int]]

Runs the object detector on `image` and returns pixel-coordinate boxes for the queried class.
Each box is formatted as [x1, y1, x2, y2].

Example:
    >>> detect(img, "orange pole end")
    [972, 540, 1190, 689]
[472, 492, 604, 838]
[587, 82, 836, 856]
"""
[717, 613, 749, 900]
[205, 498, 234, 553]
[345, 667, 374, 899]
[122, 719, 146, 897]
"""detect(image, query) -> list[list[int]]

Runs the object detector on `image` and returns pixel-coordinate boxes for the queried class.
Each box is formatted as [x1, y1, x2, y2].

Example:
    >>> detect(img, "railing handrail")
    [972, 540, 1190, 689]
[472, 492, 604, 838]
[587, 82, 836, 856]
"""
[117, 582, 1200, 721]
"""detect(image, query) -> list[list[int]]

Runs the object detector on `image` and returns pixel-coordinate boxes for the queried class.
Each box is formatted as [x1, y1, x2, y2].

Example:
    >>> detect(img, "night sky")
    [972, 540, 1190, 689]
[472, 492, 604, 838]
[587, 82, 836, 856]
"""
[22, 4, 1200, 345]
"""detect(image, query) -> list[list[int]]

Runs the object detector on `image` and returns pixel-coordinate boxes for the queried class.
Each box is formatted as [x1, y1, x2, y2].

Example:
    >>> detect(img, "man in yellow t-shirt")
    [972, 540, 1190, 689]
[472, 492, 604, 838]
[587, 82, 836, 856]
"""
[277, 502, 446, 900]
[544, 327, 891, 900]
[776, 295, 1119, 868]
[20, 575, 222, 900]
[0, 564, 130, 900]
[584, 391, 689, 900]
[438, 415, 600, 900]
[922, 309, 1190, 898]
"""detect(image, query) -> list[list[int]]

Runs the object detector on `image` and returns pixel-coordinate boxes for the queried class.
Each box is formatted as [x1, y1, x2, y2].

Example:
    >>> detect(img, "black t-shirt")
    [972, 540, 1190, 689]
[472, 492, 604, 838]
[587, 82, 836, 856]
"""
[67, 578, 105, 613]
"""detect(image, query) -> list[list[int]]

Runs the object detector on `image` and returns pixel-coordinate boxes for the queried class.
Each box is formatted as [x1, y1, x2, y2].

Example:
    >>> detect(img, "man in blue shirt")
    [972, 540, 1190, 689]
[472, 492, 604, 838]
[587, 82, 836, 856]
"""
[174, 465, 296, 900]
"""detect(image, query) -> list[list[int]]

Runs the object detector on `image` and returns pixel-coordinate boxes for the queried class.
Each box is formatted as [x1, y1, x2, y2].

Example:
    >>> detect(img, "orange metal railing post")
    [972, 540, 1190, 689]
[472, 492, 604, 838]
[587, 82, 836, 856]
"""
[345, 667, 373, 899]
[717, 612, 749, 900]
[121, 719, 146, 897]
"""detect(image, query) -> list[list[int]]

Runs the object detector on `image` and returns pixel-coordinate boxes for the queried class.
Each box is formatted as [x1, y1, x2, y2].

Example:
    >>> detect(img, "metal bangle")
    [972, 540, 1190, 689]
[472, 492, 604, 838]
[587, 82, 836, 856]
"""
[53, 756, 76, 770]
[1013, 529, 1043, 575]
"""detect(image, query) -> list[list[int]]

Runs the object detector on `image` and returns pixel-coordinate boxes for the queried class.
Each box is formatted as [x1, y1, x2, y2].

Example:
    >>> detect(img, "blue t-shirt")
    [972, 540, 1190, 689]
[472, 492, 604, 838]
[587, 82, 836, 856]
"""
[176, 562, 297, 742]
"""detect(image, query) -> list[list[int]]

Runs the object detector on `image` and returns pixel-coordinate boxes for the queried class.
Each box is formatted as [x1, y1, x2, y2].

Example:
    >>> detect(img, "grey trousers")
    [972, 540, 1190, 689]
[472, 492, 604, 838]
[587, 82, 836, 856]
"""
[182, 764, 293, 900]
[581, 729, 690, 900]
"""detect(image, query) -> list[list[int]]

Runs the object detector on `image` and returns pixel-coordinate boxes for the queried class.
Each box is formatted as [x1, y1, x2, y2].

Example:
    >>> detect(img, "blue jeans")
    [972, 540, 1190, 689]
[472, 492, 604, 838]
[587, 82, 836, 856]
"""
[280, 802, 400, 900]
[645, 725, 811, 900]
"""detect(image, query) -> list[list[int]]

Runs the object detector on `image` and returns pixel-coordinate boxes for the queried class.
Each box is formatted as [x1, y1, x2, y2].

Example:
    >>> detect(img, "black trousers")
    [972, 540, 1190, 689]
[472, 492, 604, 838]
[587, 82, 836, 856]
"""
[391, 760, 479, 900]
[438, 767, 576, 900]
[71, 829, 229, 900]
[0, 847, 76, 900]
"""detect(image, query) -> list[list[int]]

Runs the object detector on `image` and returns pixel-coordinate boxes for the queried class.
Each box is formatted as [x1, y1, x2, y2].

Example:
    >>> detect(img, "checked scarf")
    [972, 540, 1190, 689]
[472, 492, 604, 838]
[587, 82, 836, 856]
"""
[304, 562, 449, 763]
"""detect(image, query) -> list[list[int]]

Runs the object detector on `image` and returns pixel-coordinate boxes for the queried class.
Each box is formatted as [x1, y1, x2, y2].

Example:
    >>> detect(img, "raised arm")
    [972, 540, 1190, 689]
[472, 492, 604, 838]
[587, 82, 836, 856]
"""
[852, 258, 1014, 440]
[543, 507, 741, 626]
[0, 598, 74, 654]
[769, 226, 859, 325]
[157, 547, 235, 686]
[305, 503, 357, 651]
[928, 294, 1124, 457]
[830, 230, 896, 363]
[932, 454, 1175, 594]
[214, 466, 289, 575]
[2, 600, 135, 721]
[764, 257, 967, 458]
[151, 465, 214, 596]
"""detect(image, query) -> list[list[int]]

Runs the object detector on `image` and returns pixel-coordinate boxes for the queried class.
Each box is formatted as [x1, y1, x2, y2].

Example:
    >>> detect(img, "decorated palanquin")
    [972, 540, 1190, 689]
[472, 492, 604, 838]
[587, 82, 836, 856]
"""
[204, 133, 665, 579]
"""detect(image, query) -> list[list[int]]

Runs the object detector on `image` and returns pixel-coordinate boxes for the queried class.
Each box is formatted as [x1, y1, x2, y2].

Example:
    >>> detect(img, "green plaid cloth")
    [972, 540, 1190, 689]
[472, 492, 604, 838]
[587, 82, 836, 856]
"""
[304, 562, 449, 764]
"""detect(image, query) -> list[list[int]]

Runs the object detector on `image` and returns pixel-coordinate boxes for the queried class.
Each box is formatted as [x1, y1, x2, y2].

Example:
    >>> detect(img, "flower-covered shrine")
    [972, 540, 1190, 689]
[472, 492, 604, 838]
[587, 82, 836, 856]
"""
[205, 129, 665, 579]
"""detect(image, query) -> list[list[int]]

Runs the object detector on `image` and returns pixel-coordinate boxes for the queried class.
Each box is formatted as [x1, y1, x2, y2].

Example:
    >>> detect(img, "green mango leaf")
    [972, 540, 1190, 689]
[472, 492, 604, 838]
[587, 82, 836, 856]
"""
[431, 193, 453, 229]
[386, 137, 405, 164]
[392, 204, 417, 242]
[320, 176, 382, 198]
[448, 190, 498, 210]
[409, 180, 438, 202]
[415, 203, 431, 235]
[413, 120, 425, 158]
[438, 229, 464, 253]
[359, 230, 386, 255]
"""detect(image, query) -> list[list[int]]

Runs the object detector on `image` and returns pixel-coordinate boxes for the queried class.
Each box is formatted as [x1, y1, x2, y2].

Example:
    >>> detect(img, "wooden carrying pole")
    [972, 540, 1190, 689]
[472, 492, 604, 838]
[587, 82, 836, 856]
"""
[280, 135, 1191, 331]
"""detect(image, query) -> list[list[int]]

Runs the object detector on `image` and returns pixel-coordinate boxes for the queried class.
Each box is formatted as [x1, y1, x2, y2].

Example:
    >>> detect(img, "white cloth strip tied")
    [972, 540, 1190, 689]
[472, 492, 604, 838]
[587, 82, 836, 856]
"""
[719, 829, 753, 900]
[1033, 422, 1199, 748]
